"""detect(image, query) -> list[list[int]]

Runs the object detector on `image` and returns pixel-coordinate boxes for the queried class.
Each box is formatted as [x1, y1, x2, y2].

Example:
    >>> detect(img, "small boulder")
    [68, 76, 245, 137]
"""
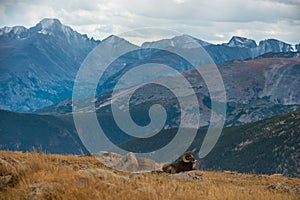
[116, 152, 139, 172]
[137, 157, 156, 171]
[95, 151, 123, 168]
[170, 170, 204, 181]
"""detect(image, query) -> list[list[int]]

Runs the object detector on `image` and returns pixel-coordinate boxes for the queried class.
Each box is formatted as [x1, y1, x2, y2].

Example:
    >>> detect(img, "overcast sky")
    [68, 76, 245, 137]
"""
[0, 0, 299, 44]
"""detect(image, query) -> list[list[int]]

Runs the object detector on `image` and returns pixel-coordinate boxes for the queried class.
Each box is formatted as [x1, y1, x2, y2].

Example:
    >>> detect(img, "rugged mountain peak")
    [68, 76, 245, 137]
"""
[227, 36, 257, 48]
[39, 18, 62, 28]
[172, 34, 211, 47]
[37, 18, 63, 29]
[103, 34, 126, 43]
[37, 18, 62, 34]
[101, 34, 138, 49]
[33, 18, 74, 37]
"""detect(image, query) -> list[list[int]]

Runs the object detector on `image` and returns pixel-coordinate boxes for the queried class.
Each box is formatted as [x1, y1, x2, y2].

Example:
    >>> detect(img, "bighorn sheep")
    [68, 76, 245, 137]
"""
[162, 151, 196, 174]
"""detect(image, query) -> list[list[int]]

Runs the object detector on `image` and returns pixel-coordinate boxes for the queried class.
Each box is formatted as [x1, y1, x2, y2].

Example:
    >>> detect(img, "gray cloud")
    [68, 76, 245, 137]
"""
[0, 0, 299, 44]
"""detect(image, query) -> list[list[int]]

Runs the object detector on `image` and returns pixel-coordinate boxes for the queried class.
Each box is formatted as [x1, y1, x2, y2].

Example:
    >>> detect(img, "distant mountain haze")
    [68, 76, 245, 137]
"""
[0, 18, 298, 112]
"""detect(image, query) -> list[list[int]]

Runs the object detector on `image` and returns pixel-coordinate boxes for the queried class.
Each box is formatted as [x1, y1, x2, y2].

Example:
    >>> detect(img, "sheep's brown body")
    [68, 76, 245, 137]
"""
[162, 152, 196, 174]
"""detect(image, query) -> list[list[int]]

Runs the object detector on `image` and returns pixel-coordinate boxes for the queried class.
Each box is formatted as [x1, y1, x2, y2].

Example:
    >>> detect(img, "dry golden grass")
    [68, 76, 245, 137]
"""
[0, 150, 299, 200]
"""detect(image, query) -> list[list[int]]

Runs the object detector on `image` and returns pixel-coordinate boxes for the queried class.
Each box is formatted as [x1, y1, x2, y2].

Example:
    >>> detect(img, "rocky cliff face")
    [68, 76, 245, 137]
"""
[295, 43, 300, 52]
[95, 151, 163, 172]
[227, 36, 257, 48]
[257, 39, 294, 55]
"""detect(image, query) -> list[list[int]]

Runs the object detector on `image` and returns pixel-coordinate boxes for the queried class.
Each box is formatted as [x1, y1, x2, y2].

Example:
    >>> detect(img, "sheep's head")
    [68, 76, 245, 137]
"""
[182, 151, 195, 163]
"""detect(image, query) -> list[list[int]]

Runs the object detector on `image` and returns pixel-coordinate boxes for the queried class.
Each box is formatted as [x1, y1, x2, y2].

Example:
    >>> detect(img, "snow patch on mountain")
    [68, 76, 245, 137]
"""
[36, 18, 74, 37]
[39, 18, 57, 29]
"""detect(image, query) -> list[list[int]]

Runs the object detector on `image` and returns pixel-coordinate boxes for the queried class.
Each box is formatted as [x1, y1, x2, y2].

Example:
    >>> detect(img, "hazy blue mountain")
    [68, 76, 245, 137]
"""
[207, 38, 294, 63]
[142, 35, 295, 63]
[0, 18, 298, 112]
[0, 18, 99, 112]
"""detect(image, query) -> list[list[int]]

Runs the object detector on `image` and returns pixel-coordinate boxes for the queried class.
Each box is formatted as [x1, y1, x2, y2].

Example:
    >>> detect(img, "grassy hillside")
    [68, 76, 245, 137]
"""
[195, 109, 300, 177]
[0, 110, 87, 154]
[1, 151, 299, 200]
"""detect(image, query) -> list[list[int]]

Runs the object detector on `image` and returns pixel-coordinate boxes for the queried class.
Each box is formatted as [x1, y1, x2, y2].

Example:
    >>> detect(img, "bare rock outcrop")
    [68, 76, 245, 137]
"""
[95, 151, 162, 172]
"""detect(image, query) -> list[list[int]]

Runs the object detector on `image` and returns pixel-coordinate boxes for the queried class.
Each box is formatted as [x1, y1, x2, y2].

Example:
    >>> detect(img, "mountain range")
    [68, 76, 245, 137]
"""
[0, 18, 299, 112]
